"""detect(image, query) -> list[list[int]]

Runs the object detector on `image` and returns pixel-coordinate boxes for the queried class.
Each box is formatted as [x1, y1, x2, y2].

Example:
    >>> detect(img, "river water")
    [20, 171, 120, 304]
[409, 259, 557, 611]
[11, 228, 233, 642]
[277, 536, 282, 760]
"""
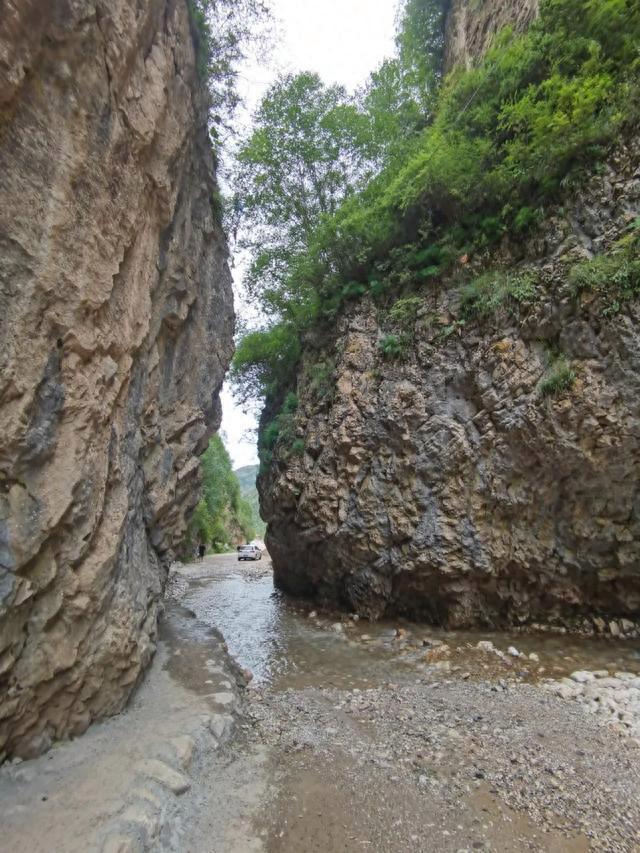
[182, 556, 640, 691]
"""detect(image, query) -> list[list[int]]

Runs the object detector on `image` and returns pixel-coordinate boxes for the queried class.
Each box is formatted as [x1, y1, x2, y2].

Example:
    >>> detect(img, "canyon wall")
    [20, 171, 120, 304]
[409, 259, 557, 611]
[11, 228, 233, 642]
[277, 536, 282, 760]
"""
[261, 138, 640, 631]
[0, 0, 234, 759]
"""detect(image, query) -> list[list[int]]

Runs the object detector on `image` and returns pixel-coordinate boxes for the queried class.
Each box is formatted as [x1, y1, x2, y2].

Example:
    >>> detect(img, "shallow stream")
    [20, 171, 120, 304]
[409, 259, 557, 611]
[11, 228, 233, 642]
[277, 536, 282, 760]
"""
[182, 557, 640, 691]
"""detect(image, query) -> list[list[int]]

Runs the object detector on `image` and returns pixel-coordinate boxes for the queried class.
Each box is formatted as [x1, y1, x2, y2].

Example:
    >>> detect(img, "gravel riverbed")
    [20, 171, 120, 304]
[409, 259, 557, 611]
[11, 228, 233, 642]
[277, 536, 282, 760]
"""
[249, 676, 640, 852]
[2, 557, 638, 853]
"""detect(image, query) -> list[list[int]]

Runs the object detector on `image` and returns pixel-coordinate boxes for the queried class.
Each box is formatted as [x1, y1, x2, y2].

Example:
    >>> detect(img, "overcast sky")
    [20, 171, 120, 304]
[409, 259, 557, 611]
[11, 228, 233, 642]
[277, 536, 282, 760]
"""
[220, 0, 398, 468]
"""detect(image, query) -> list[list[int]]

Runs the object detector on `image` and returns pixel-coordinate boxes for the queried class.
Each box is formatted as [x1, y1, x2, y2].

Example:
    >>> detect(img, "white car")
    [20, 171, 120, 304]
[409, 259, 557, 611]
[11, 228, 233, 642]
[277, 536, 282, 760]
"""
[237, 544, 262, 561]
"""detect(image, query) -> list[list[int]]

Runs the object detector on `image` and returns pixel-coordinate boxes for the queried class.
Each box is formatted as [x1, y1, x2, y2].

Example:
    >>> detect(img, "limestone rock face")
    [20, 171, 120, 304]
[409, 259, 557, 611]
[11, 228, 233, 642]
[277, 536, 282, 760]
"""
[260, 141, 640, 628]
[0, 0, 234, 759]
[444, 0, 539, 72]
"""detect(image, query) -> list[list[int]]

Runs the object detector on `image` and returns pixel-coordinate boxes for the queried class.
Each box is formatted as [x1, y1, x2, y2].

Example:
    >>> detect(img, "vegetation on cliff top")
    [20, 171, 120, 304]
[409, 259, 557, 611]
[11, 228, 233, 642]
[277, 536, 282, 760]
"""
[186, 0, 270, 143]
[235, 464, 267, 538]
[231, 0, 640, 460]
[185, 434, 257, 554]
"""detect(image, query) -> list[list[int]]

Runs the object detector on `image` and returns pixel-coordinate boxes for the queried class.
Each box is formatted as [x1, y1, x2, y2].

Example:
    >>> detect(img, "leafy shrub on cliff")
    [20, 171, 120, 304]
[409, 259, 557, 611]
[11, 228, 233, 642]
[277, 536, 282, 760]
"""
[187, 0, 269, 119]
[379, 333, 408, 360]
[538, 358, 576, 398]
[231, 324, 301, 402]
[302, 359, 336, 404]
[307, 0, 640, 308]
[460, 270, 539, 319]
[259, 394, 302, 466]
[387, 295, 425, 328]
[569, 229, 640, 315]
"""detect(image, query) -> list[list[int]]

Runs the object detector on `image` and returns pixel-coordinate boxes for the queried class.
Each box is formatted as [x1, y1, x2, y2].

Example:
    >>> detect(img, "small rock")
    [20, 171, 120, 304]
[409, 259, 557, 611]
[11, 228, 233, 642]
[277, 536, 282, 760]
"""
[102, 834, 143, 853]
[171, 736, 195, 771]
[423, 644, 450, 663]
[331, 623, 344, 634]
[507, 646, 521, 658]
[119, 804, 161, 841]
[476, 641, 494, 653]
[210, 692, 235, 708]
[609, 621, 621, 637]
[137, 759, 191, 795]
[529, 653, 539, 662]
[571, 671, 596, 684]
[208, 714, 232, 741]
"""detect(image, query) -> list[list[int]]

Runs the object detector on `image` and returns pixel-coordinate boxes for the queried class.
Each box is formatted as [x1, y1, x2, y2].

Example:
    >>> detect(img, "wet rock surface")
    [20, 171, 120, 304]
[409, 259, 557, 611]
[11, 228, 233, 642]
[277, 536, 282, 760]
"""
[261, 139, 640, 629]
[0, 583, 244, 853]
[0, 0, 233, 760]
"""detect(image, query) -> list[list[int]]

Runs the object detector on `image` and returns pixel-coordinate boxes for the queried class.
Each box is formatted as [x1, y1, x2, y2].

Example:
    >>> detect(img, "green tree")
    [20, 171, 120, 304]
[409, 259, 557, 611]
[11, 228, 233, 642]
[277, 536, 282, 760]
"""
[233, 71, 372, 315]
[358, 0, 448, 165]
[231, 0, 640, 438]
[187, 0, 270, 141]
[185, 434, 256, 555]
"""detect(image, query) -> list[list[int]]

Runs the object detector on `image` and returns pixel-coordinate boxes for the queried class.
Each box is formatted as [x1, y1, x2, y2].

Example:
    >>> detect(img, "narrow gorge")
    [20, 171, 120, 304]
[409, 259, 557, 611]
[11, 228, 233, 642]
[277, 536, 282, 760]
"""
[1, 1, 640, 851]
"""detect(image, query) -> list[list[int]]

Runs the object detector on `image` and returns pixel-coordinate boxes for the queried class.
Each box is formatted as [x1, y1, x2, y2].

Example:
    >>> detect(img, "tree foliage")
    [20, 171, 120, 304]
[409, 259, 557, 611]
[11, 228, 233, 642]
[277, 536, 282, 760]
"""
[185, 435, 256, 554]
[233, 71, 373, 314]
[230, 0, 640, 443]
[358, 0, 448, 164]
[187, 0, 270, 141]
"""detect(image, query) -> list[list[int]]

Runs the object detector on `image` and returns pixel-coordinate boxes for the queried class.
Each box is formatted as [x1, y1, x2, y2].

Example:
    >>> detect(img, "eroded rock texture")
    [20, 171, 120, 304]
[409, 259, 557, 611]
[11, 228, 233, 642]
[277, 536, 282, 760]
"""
[0, 0, 233, 759]
[261, 141, 640, 629]
[443, 0, 539, 71]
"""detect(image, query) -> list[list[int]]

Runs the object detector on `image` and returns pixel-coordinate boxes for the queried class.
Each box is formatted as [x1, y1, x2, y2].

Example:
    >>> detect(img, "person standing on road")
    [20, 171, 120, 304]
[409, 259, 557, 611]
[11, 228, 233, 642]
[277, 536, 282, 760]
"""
[198, 543, 206, 560]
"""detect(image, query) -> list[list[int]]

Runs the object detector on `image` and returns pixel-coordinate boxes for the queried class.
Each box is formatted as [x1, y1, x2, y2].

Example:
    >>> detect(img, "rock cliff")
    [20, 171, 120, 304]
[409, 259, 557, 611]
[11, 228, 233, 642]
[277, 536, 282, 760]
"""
[260, 138, 640, 631]
[0, 0, 234, 760]
[443, 0, 539, 71]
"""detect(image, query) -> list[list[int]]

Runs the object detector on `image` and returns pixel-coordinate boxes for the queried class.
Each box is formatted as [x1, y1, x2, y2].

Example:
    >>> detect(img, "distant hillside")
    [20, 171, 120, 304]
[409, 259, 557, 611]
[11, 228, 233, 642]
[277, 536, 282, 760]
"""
[235, 464, 259, 492]
[234, 465, 266, 538]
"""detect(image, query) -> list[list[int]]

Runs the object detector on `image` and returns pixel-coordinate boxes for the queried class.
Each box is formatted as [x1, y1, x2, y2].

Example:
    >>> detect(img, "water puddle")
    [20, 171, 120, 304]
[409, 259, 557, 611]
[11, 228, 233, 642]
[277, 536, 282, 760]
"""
[182, 559, 640, 691]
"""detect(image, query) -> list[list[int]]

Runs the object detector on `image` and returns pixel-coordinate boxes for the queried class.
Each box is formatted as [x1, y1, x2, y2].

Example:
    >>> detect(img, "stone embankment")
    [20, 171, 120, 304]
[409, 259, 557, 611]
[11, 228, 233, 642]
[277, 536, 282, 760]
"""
[0, 566, 246, 853]
[0, 0, 234, 761]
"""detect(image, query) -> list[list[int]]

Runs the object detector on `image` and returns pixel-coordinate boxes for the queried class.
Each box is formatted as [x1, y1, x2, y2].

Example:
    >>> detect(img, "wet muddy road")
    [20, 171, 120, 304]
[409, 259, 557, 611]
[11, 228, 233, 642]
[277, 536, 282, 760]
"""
[175, 554, 640, 853]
